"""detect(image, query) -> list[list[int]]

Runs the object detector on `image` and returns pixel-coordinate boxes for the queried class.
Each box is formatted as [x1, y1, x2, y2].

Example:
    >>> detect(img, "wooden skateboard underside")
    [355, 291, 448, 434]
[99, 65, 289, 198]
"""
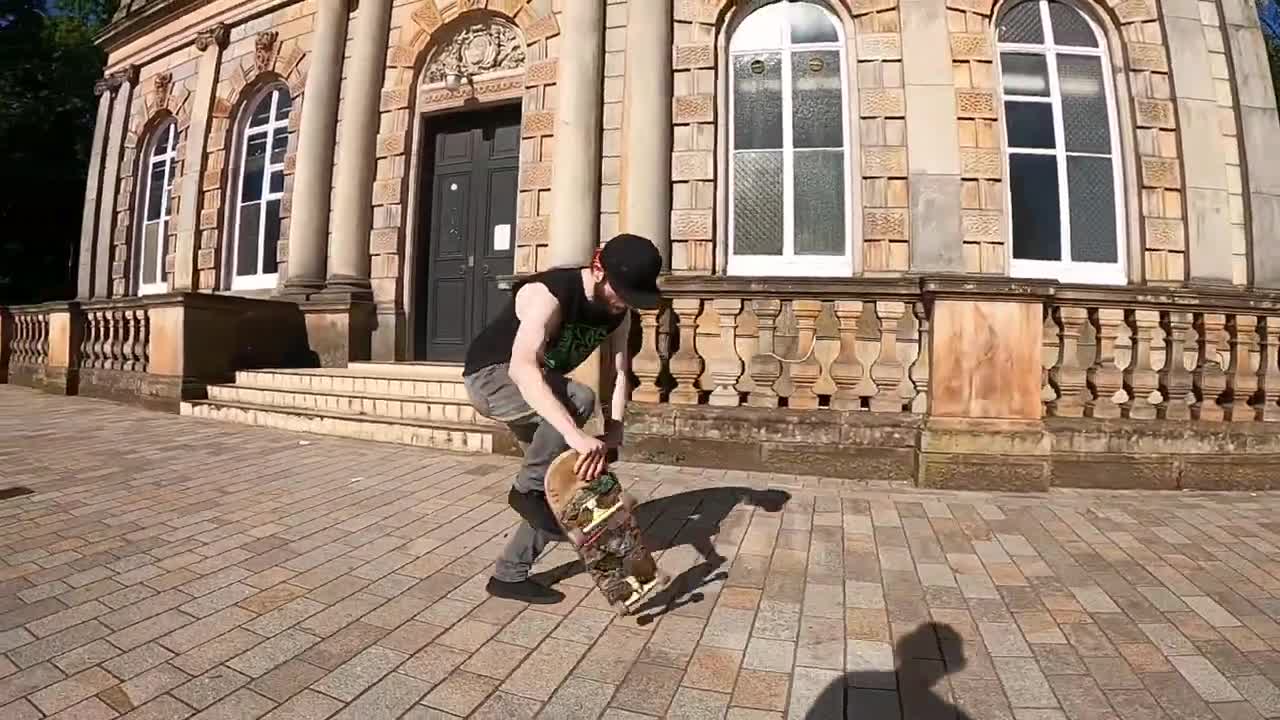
[545, 450, 665, 611]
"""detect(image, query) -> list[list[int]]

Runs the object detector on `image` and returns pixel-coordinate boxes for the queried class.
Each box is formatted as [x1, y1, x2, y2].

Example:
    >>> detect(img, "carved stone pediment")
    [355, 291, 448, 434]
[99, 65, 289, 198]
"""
[153, 72, 173, 106]
[424, 19, 525, 85]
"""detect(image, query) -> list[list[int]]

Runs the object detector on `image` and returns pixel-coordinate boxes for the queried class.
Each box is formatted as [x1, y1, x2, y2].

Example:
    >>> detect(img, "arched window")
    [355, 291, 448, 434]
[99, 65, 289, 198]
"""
[230, 85, 292, 290]
[728, 0, 852, 277]
[136, 120, 177, 295]
[997, 0, 1125, 284]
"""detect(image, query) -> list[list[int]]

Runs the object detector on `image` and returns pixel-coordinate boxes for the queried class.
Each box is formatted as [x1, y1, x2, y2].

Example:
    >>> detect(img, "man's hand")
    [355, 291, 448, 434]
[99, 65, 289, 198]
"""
[568, 431, 607, 482]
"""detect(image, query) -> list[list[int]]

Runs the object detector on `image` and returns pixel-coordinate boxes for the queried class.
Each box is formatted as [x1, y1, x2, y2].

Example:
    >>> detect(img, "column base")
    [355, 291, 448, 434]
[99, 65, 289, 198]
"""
[300, 290, 375, 368]
[280, 276, 327, 299]
[917, 417, 1051, 492]
[324, 275, 373, 296]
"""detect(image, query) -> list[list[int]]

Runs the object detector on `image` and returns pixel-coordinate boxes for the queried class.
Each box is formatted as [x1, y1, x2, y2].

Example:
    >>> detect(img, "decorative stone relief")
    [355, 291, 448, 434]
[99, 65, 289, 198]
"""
[255, 31, 279, 74]
[152, 72, 173, 107]
[423, 20, 525, 85]
[194, 23, 229, 52]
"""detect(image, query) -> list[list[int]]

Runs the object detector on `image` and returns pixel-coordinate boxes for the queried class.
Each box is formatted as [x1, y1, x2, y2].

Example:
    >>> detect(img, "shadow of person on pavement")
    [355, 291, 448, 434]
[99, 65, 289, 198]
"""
[804, 622, 974, 719]
[529, 485, 791, 622]
[625, 486, 791, 623]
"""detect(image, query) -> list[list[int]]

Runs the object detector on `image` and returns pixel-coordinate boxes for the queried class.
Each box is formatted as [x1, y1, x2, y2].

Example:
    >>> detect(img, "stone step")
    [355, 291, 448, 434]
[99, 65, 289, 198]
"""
[234, 368, 468, 402]
[205, 384, 497, 426]
[181, 399, 518, 455]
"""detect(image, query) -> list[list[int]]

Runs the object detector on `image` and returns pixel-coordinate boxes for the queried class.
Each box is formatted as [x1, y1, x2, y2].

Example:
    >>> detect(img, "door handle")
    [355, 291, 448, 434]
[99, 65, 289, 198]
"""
[482, 264, 490, 276]
[457, 266, 465, 276]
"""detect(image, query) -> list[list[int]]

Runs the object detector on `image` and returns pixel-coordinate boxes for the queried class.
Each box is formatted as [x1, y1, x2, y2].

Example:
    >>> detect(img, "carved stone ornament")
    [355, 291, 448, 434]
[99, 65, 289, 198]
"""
[195, 23, 230, 52]
[255, 31, 280, 73]
[153, 72, 173, 106]
[424, 20, 526, 85]
[96, 64, 139, 96]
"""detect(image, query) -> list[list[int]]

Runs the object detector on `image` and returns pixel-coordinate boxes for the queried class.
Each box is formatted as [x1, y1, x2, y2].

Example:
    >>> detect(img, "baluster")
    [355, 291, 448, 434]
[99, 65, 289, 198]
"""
[123, 310, 138, 371]
[747, 300, 782, 408]
[109, 310, 122, 370]
[1123, 309, 1160, 419]
[21, 315, 32, 365]
[788, 300, 823, 409]
[13, 316, 24, 365]
[80, 312, 93, 369]
[631, 308, 664, 403]
[667, 298, 703, 405]
[137, 310, 150, 372]
[1042, 307, 1058, 408]
[1086, 308, 1125, 418]
[709, 299, 743, 407]
[910, 300, 931, 414]
[829, 300, 865, 410]
[1048, 306, 1089, 417]
[868, 301, 906, 412]
[1159, 311, 1193, 420]
[1258, 316, 1280, 421]
[1225, 313, 1259, 422]
[1192, 312, 1227, 422]
[95, 311, 107, 368]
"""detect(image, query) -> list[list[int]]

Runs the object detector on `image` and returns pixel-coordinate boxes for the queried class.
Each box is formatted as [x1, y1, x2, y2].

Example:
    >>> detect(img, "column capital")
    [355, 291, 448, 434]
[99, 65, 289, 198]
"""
[194, 23, 230, 52]
[95, 64, 139, 96]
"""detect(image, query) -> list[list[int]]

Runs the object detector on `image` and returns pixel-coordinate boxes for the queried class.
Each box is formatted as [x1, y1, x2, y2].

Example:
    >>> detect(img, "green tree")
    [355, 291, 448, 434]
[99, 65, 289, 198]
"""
[0, 0, 119, 305]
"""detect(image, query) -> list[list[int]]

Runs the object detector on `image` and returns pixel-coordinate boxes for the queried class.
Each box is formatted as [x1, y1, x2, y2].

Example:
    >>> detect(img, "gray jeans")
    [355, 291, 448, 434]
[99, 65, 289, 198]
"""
[463, 363, 595, 582]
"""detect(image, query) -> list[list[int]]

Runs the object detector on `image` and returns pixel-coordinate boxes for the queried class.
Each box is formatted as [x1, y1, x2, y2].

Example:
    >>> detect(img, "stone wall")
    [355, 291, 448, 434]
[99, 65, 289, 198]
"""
[201, 6, 314, 291]
[114, 47, 201, 296]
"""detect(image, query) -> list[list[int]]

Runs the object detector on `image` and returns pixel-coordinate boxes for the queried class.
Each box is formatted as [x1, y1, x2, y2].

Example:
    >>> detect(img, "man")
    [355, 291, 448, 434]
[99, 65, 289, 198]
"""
[462, 233, 663, 604]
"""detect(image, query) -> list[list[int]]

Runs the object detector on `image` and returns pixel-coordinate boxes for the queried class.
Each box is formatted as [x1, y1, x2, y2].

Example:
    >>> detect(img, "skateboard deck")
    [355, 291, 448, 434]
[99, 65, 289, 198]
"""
[544, 450, 668, 615]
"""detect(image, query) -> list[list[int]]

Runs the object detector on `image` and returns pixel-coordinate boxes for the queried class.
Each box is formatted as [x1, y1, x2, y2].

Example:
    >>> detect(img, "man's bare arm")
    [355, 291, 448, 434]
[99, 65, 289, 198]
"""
[608, 313, 631, 425]
[506, 282, 588, 445]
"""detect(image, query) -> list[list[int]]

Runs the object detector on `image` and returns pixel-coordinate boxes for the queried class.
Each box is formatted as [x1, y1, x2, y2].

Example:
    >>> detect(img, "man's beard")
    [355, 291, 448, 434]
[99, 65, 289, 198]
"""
[587, 278, 620, 316]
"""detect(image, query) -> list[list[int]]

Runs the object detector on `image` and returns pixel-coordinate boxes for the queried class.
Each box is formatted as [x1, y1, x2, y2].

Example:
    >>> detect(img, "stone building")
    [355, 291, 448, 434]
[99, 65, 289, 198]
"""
[3, 0, 1280, 490]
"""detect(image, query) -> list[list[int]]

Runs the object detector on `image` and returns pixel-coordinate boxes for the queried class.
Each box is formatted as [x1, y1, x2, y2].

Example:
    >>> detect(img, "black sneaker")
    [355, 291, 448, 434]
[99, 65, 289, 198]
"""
[485, 577, 564, 604]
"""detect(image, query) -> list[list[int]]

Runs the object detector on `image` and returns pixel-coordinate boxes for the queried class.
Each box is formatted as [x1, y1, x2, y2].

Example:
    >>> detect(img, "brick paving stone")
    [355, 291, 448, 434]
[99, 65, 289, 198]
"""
[28, 667, 118, 715]
[1172, 656, 1247, 703]
[502, 637, 590, 701]
[1230, 675, 1280, 717]
[10, 620, 113, 668]
[187, 688, 275, 720]
[329, 672, 429, 720]
[311, 646, 407, 702]
[1048, 675, 1120, 719]
[101, 644, 174, 682]
[171, 666, 250, 710]
[258, 690, 343, 720]
[421, 670, 499, 716]
[996, 657, 1060, 709]
[47, 696, 118, 720]
[300, 621, 387, 670]
[100, 663, 191, 712]
[227, 629, 321, 678]
[459, 640, 528, 680]
[984, 622, 1036, 657]
[538, 676, 616, 719]
[170, 629, 262, 677]
[682, 646, 742, 694]
[400, 644, 471, 686]
[731, 670, 789, 712]
[610, 662, 684, 715]
[574, 626, 650, 684]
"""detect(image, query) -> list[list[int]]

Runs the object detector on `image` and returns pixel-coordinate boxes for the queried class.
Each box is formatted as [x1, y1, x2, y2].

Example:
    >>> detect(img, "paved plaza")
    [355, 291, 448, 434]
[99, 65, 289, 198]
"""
[2, 386, 1280, 719]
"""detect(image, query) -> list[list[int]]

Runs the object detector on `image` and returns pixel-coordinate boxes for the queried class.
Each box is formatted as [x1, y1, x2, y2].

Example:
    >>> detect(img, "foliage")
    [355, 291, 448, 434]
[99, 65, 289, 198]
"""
[0, 0, 118, 305]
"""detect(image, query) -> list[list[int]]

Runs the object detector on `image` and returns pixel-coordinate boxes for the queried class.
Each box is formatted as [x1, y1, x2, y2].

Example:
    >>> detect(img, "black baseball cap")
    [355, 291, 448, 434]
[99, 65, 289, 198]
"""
[598, 233, 662, 310]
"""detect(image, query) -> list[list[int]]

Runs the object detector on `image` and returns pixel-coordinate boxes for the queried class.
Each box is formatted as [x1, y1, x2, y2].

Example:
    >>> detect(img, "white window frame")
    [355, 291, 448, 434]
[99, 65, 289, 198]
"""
[998, 0, 1127, 285]
[727, 0, 855, 278]
[229, 85, 291, 291]
[136, 121, 177, 296]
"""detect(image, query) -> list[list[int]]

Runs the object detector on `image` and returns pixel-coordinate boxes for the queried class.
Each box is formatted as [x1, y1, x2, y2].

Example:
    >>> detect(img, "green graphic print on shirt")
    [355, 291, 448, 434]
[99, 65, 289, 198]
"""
[543, 322, 609, 372]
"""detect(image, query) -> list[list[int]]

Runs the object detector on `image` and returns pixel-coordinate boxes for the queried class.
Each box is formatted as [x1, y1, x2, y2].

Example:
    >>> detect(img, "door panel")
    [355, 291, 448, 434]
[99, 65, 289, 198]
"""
[420, 106, 520, 362]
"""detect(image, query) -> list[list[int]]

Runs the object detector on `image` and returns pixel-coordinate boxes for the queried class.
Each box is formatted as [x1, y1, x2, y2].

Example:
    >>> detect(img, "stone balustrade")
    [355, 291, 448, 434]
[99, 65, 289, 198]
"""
[81, 303, 151, 373]
[1042, 287, 1280, 424]
[9, 307, 50, 371]
[630, 277, 928, 414]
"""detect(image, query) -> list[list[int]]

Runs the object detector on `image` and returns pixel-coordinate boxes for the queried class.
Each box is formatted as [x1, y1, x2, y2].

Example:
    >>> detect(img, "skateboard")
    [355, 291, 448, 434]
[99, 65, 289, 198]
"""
[544, 449, 669, 615]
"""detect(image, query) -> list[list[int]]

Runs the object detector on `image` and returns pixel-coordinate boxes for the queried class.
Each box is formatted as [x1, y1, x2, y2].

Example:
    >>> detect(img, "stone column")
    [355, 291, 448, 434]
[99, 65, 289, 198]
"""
[328, 0, 393, 291]
[77, 85, 114, 299]
[622, 0, 673, 268]
[1219, 0, 1280, 287]
[172, 24, 229, 293]
[1164, 10, 1234, 284]
[286, 1, 350, 294]
[901, 0, 964, 272]
[94, 66, 138, 298]
[547, 0, 606, 268]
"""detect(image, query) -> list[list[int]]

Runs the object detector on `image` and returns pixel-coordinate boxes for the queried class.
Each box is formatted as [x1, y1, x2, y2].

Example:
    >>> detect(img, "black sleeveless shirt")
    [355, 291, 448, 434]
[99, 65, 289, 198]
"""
[463, 267, 625, 377]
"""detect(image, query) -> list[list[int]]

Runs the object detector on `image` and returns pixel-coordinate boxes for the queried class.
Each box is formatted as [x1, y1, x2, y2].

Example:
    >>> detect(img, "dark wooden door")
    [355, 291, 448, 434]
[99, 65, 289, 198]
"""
[418, 106, 520, 362]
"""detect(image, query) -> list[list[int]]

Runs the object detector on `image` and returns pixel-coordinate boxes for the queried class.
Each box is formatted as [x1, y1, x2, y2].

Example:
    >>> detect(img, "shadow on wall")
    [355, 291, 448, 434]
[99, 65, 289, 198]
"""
[805, 622, 974, 719]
